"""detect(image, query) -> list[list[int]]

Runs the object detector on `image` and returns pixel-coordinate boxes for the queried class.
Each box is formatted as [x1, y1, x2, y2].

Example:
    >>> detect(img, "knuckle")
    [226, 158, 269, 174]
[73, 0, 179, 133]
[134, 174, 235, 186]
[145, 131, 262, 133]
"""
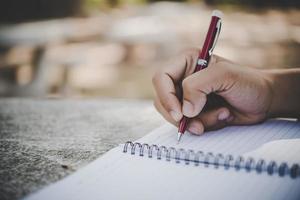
[160, 96, 172, 111]
[181, 49, 199, 73]
[152, 70, 163, 85]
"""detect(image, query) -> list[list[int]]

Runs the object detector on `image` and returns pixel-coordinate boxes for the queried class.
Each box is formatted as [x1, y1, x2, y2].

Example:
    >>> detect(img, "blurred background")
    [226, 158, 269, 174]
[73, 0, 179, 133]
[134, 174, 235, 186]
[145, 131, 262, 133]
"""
[0, 0, 299, 98]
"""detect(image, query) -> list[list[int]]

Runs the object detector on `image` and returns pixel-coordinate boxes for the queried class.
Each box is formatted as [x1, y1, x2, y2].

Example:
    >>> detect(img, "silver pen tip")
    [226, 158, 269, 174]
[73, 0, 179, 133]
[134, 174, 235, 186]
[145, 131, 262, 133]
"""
[177, 132, 182, 142]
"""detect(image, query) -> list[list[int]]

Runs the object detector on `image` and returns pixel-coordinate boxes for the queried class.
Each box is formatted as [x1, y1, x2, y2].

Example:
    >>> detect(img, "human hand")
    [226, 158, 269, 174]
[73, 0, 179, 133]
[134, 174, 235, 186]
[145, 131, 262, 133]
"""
[152, 48, 273, 135]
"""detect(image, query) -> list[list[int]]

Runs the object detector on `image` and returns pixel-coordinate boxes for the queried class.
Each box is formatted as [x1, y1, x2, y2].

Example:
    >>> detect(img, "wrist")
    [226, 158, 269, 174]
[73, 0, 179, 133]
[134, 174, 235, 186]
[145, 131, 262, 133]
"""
[264, 69, 300, 119]
[263, 70, 279, 118]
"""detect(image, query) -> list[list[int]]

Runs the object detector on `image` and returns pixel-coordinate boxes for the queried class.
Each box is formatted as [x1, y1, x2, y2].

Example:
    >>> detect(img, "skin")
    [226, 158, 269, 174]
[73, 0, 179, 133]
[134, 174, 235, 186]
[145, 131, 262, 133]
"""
[152, 48, 300, 135]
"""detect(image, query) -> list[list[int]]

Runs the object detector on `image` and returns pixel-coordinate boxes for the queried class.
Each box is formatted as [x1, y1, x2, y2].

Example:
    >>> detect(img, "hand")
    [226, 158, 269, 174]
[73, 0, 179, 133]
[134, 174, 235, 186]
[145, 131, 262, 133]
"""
[152, 48, 273, 135]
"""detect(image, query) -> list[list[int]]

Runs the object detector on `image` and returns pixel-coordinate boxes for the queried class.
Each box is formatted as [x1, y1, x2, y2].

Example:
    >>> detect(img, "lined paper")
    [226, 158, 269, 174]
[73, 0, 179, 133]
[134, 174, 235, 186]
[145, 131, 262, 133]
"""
[244, 139, 300, 164]
[136, 120, 300, 158]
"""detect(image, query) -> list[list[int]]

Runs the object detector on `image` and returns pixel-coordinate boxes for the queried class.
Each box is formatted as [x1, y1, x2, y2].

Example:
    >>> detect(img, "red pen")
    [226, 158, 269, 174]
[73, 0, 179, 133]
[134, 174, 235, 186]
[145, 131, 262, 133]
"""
[177, 10, 223, 142]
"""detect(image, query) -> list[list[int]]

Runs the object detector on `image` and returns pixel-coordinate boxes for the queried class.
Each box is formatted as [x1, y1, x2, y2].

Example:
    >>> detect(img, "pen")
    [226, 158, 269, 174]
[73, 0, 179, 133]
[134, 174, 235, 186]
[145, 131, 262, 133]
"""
[177, 10, 223, 142]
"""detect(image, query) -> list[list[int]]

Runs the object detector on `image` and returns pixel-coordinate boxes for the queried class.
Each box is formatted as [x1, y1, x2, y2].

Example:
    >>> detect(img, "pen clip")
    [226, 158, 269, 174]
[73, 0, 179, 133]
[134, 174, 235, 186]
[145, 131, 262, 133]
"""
[208, 19, 222, 56]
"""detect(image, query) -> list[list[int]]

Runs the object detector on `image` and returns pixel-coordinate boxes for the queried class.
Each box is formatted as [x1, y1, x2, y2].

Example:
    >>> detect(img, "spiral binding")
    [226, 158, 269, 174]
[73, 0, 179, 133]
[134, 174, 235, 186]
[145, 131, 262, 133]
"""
[123, 141, 300, 179]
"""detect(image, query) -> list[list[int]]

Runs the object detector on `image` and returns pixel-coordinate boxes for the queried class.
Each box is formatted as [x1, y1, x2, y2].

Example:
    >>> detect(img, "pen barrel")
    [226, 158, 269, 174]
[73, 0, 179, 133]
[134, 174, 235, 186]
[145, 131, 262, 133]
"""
[196, 15, 221, 72]
[178, 12, 222, 138]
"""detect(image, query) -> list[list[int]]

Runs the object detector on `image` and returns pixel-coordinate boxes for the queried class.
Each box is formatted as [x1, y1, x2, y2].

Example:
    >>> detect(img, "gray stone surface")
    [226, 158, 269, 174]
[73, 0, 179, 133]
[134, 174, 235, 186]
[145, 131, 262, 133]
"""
[0, 98, 164, 200]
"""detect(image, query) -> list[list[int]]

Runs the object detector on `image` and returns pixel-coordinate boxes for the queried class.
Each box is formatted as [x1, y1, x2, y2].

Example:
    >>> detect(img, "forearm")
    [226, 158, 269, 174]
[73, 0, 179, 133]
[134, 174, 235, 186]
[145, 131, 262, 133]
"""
[266, 68, 300, 119]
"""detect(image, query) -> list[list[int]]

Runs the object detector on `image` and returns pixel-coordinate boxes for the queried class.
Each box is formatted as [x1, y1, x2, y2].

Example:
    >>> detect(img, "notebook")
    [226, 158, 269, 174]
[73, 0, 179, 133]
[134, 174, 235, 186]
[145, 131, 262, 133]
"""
[25, 119, 300, 200]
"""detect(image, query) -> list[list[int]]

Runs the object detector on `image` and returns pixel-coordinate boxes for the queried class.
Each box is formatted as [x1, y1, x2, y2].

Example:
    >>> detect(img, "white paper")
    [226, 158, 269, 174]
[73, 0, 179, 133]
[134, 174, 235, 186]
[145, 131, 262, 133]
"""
[244, 139, 300, 165]
[137, 119, 300, 159]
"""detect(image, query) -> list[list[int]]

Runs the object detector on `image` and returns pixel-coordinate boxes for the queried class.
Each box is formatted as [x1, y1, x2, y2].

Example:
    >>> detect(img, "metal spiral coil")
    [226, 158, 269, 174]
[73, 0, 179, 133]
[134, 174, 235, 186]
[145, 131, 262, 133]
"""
[123, 141, 300, 178]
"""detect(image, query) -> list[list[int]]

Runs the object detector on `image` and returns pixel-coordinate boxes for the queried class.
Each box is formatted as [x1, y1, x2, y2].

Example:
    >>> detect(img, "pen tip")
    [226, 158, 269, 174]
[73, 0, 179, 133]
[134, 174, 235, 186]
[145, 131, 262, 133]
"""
[177, 132, 182, 142]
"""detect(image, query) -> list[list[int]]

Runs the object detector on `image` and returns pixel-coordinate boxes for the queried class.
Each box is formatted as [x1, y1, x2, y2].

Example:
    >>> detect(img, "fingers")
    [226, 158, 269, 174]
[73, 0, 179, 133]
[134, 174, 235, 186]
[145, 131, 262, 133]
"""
[152, 49, 199, 122]
[181, 60, 234, 118]
[187, 107, 234, 135]
[154, 95, 235, 135]
[154, 97, 178, 126]
[182, 80, 207, 118]
[152, 49, 237, 134]
[152, 70, 182, 121]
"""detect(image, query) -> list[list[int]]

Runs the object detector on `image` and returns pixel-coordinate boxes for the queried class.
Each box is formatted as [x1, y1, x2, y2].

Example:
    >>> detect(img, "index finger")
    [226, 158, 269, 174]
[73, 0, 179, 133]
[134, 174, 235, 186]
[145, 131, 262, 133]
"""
[152, 50, 199, 121]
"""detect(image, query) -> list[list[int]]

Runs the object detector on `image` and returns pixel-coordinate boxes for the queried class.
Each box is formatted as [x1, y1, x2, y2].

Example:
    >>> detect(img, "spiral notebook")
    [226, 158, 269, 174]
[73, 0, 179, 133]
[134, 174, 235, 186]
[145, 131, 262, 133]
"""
[25, 119, 300, 200]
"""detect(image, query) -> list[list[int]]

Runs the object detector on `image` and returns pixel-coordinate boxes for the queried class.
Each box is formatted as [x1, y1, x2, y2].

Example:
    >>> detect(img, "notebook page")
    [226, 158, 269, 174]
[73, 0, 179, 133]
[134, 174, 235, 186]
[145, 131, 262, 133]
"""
[25, 146, 300, 200]
[244, 139, 300, 164]
[136, 120, 300, 161]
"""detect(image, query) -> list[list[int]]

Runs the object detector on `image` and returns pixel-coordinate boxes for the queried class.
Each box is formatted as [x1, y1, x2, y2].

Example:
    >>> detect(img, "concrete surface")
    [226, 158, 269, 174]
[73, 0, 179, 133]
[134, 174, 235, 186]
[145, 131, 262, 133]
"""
[0, 98, 164, 200]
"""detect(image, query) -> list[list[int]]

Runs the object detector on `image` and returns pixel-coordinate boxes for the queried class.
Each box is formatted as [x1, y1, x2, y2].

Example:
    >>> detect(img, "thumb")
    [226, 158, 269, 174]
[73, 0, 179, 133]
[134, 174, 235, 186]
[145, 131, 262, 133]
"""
[181, 63, 230, 117]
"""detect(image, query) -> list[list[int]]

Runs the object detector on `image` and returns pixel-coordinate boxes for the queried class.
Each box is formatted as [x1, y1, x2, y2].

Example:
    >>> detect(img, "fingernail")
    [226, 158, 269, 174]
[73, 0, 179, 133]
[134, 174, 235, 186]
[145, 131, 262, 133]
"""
[169, 111, 182, 122]
[226, 115, 234, 123]
[218, 110, 230, 121]
[188, 123, 204, 135]
[182, 100, 194, 117]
